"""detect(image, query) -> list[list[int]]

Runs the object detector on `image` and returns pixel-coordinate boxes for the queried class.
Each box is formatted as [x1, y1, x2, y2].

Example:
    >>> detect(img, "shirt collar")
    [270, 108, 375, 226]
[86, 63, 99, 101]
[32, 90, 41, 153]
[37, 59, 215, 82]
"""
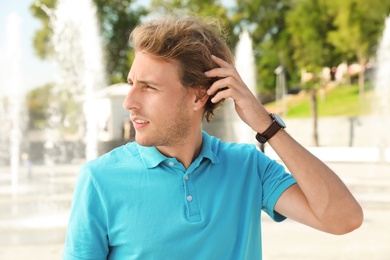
[136, 131, 219, 169]
[199, 130, 219, 164]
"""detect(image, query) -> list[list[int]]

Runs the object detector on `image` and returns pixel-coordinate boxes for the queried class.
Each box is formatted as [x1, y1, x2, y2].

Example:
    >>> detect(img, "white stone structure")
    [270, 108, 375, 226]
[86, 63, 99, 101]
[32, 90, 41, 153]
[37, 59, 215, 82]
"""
[91, 83, 130, 142]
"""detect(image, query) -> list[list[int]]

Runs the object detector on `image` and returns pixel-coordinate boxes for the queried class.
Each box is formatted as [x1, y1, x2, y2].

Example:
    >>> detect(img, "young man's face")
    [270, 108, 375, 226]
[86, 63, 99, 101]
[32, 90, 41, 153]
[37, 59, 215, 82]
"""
[124, 51, 196, 148]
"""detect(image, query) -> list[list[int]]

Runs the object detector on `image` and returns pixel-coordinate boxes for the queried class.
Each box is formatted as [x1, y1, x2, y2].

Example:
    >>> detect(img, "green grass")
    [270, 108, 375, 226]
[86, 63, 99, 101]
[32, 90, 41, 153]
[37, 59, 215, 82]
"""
[265, 84, 374, 118]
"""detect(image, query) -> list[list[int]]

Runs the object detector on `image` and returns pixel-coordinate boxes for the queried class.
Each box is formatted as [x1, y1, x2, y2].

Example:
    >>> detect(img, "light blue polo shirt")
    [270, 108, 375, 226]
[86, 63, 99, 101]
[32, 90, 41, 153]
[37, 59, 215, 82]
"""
[63, 131, 296, 259]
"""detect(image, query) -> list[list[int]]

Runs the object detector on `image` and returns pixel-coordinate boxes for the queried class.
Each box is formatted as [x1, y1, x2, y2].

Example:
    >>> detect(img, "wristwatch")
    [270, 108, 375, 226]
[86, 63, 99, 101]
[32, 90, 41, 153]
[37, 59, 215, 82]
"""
[255, 113, 286, 144]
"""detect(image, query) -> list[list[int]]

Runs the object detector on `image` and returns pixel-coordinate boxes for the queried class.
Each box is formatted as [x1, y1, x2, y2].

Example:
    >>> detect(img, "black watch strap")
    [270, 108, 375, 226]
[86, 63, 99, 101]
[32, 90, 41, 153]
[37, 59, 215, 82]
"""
[255, 114, 285, 144]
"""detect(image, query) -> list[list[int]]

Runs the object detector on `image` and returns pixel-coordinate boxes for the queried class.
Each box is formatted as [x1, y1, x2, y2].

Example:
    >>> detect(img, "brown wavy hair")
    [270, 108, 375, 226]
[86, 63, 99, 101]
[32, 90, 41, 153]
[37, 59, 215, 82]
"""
[129, 14, 234, 122]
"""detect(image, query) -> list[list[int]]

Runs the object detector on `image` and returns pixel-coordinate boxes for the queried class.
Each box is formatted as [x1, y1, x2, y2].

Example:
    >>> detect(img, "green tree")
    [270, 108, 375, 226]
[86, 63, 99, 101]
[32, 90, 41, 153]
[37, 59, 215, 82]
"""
[25, 83, 81, 135]
[233, 0, 296, 98]
[150, 0, 238, 48]
[30, 0, 147, 84]
[326, 0, 390, 97]
[29, 0, 56, 59]
[286, 0, 338, 146]
[94, 0, 147, 83]
[26, 84, 52, 129]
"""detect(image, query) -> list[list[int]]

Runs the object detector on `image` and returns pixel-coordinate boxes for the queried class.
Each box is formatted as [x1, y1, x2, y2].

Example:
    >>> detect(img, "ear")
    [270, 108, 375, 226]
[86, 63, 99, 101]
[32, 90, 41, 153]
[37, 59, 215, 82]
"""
[193, 87, 208, 111]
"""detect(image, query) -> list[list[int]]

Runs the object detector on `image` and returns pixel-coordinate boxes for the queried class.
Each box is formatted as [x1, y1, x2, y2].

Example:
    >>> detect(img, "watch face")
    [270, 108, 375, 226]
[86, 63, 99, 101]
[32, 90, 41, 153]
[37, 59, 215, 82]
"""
[273, 114, 286, 128]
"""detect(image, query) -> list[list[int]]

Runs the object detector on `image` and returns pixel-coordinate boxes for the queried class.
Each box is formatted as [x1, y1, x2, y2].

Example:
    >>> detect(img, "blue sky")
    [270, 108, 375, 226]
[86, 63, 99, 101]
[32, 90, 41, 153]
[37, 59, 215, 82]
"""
[0, 0, 56, 93]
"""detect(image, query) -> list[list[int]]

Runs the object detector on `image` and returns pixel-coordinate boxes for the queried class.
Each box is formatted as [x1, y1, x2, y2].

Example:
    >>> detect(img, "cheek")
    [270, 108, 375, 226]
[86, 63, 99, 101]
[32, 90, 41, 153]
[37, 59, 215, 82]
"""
[146, 98, 177, 121]
[148, 91, 191, 119]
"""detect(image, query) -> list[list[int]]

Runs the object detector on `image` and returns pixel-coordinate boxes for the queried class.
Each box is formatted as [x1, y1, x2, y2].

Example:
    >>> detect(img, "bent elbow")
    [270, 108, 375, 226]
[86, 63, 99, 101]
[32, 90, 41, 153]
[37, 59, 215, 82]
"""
[332, 206, 364, 235]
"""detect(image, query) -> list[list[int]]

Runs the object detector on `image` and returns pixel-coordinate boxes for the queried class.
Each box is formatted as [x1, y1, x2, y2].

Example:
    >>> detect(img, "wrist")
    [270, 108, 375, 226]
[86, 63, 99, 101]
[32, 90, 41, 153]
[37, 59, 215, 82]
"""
[255, 113, 286, 144]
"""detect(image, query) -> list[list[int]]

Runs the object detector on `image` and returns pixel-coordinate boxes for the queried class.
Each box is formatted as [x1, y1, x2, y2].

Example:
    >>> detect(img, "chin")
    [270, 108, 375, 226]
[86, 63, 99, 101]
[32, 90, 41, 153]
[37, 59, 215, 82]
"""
[135, 134, 155, 147]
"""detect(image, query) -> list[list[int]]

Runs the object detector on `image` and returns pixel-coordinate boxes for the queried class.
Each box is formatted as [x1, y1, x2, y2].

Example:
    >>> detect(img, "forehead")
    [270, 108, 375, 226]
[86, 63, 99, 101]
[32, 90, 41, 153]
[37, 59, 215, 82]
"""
[128, 51, 181, 84]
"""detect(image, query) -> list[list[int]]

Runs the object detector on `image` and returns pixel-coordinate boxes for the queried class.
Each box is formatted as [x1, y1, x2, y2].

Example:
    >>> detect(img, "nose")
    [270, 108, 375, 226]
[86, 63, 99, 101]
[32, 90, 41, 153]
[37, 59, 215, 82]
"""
[122, 85, 140, 111]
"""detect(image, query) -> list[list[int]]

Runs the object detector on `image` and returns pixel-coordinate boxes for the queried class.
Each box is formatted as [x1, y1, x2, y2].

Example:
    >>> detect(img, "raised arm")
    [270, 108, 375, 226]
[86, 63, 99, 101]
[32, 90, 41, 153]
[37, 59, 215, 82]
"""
[205, 55, 363, 235]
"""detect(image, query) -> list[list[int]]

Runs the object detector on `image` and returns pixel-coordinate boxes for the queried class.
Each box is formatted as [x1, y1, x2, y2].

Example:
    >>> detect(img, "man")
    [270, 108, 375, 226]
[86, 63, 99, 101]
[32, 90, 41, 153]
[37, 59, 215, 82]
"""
[63, 15, 363, 259]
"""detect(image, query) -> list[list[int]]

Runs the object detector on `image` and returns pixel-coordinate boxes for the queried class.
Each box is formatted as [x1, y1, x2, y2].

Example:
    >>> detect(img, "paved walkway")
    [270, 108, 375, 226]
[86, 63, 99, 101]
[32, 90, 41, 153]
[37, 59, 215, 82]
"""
[0, 164, 78, 260]
[263, 162, 390, 260]
[0, 161, 389, 259]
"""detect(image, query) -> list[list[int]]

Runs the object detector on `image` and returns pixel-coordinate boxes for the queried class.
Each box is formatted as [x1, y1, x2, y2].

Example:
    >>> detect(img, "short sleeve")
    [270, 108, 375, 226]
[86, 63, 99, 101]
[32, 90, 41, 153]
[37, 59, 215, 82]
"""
[63, 165, 109, 259]
[260, 157, 296, 222]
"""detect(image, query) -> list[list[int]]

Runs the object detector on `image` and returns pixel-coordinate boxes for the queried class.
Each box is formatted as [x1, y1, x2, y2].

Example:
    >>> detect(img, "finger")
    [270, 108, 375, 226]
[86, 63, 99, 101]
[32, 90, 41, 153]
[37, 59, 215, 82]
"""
[210, 87, 231, 103]
[205, 55, 237, 79]
[205, 67, 234, 78]
[209, 85, 229, 103]
[211, 54, 233, 68]
[207, 77, 232, 96]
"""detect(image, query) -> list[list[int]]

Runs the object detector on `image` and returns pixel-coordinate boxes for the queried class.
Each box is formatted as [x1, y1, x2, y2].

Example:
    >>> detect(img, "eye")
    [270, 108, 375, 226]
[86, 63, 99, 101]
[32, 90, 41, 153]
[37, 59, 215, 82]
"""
[146, 85, 157, 90]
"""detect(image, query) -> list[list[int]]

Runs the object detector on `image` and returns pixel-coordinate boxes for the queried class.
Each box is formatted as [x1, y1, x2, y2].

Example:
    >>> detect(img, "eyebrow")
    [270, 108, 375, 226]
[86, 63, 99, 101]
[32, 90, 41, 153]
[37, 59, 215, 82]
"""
[127, 78, 160, 87]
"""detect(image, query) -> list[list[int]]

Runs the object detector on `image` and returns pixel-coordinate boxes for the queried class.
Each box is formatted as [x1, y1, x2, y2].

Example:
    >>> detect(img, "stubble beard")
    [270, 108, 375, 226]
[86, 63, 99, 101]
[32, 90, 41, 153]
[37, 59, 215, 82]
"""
[134, 95, 192, 148]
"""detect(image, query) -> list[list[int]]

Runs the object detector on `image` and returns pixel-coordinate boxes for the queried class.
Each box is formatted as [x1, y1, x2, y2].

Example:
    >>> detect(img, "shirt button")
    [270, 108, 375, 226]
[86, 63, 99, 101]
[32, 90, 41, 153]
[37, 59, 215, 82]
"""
[168, 161, 174, 166]
[184, 175, 189, 180]
[186, 195, 193, 202]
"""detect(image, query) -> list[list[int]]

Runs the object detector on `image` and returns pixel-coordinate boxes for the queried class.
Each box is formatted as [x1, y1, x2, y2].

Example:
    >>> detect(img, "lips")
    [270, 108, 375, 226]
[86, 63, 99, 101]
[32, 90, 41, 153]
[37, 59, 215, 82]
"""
[132, 117, 149, 128]
[134, 119, 148, 124]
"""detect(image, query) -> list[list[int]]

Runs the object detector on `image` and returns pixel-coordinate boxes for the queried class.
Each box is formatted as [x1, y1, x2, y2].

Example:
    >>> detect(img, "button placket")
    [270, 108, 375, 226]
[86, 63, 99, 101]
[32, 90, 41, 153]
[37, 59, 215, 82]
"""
[183, 173, 201, 222]
[165, 159, 186, 174]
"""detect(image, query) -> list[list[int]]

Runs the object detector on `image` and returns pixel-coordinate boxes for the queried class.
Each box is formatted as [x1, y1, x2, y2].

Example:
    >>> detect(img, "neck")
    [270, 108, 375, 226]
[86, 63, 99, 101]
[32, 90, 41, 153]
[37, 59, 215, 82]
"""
[156, 128, 203, 169]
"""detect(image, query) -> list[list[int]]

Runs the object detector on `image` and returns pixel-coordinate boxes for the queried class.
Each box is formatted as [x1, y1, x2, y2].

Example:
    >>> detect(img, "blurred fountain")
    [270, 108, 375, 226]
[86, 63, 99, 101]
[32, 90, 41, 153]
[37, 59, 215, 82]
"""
[41, 0, 106, 164]
[1, 13, 24, 196]
[373, 16, 390, 161]
[230, 30, 257, 144]
[0, 2, 107, 249]
[0, 96, 8, 166]
[275, 65, 287, 116]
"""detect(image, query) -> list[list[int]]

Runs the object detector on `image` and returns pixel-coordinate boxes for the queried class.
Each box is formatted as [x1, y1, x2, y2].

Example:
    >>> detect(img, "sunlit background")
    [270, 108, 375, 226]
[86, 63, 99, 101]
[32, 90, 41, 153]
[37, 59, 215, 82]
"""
[0, 0, 389, 259]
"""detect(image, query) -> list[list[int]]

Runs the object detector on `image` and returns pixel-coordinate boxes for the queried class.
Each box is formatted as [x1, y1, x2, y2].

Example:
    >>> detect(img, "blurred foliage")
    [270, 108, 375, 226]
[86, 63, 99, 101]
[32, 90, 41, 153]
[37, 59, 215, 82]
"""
[30, 0, 146, 84]
[327, 0, 390, 63]
[27, 0, 390, 129]
[94, 0, 147, 83]
[25, 84, 80, 135]
[326, 0, 390, 96]
[150, 0, 239, 48]
[234, 0, 296, 95]
[29, 0, 56, 59]
[26, 83, 52, 129]
[286, 0, 339, 86]
[285, 0, 340, 145]
[29, 0, 390, 92]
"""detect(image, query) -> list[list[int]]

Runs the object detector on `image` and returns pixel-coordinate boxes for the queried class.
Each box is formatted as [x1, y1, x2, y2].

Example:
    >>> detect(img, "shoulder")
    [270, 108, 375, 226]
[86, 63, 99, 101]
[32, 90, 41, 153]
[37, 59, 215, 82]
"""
[80, 142, 142, 179]
[207, 134, 284, 175]
[206, 134, 272, 168]
[209, 135, 262, 160]
[89, 142, 139, 167]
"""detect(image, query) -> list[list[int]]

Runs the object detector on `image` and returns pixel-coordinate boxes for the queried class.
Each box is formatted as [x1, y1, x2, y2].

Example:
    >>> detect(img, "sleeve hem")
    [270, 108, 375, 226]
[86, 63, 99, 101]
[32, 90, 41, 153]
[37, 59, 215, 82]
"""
[265, 178, 297, 222]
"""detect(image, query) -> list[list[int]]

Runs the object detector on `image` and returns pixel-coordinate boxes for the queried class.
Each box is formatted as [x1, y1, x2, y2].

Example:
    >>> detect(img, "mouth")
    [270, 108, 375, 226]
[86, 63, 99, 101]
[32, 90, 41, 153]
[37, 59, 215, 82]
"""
[132, 117, 149, 128]
[134, 119, 148, 124]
